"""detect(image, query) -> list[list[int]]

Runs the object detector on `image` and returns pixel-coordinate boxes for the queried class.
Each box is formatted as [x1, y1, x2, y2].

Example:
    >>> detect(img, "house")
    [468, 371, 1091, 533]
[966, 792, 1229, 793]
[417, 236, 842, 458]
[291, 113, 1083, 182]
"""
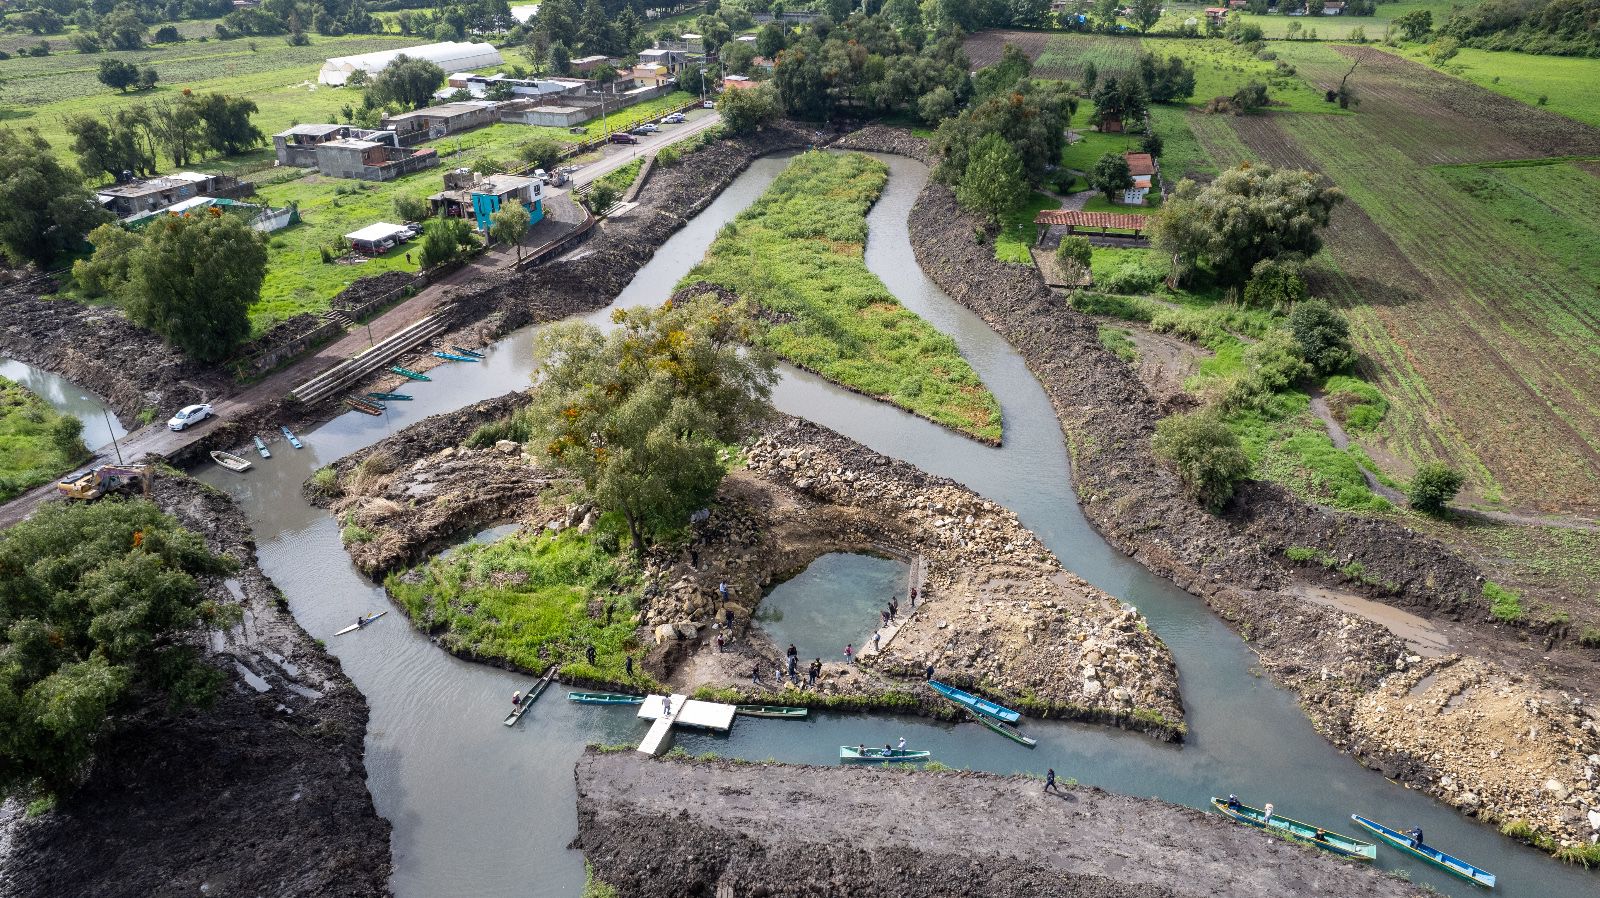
[319, 41, 503, 86]
[1227, 0, 1247, 8]
[570, 55, 613, 74]
[1034, 209, 1151, 244]
[1322, 0, 1345, 12]
[620, 64, 674, 90]
[445, 74, 589, 100]
[751, 56, 776, 74]
[1121, 152, 1159, 205]
[344, 222, 414, 255]
[95, 172, 245, 219]
[315, 137, 438, 181]
[273, 123, 361, 167]
[721, 74, 758, 91]
[427, 169, 543, 232]
[1204, 6, 1229, 22]
[639, 46, 691, 74]
[380, 101, 499, 142]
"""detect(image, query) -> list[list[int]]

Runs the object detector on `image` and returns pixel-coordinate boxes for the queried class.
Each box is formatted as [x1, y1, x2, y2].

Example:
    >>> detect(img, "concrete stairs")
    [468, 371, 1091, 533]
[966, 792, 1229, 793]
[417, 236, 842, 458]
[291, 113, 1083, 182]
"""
[288, 312, 448, 405]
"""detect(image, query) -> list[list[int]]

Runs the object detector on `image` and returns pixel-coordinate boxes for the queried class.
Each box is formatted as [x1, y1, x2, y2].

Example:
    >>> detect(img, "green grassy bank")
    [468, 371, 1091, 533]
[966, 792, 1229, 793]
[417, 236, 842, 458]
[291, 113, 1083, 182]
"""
[0, 377, 90, 502]
[682, 151, 1002, 443]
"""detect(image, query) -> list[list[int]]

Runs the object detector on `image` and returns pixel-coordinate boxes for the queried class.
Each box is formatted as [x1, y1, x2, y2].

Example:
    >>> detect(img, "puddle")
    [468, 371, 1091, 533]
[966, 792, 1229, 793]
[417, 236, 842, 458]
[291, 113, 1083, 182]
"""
[753, 553, 908, 660]
[224, 578, 245, 601]
[233, 662, 272, 693]
[437, 522, 523, 560]
[1407, 671, 1440, 698]
[1290, 584, 1451, 658]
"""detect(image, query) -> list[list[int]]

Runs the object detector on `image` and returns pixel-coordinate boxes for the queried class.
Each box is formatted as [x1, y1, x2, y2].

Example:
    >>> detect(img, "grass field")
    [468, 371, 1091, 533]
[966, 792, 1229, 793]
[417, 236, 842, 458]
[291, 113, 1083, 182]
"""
[1233, 0, 1470, 39]
[684, 151, 1002, 442]
[0, 376, 90, 502]
[385, 520, 655, 686]
[1141, 37, 1346, 115]
[1400, 47, 1600, 130]
[995, 191, 1058, 264]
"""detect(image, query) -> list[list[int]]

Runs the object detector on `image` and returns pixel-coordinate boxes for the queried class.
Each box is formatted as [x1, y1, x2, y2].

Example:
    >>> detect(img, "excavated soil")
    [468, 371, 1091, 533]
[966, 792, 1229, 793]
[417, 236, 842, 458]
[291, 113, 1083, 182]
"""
[0, 475, 388, 898]
[572, 749, 1430, 898]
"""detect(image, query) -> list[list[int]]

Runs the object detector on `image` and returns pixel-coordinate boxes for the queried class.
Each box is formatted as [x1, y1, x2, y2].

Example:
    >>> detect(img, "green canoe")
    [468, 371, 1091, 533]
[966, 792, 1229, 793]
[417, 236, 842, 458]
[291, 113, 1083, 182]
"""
[840, 745, 930, 763]
[567, 692, 643, 705]
[735, 705, 809, 719]
[1212, 798, 1377, 861]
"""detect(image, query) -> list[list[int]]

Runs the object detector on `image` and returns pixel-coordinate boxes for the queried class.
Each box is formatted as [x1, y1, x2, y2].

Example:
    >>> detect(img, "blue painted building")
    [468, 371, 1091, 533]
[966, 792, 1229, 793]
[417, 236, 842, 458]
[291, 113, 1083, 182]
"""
[428, 169, 544, 232]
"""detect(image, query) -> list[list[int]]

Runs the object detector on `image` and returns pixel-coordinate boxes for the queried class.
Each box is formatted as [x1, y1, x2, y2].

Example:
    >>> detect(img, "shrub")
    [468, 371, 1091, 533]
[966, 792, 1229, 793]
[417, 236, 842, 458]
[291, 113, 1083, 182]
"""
[341, 523, 376, 544]
[1243, 258, 1308, 311]
[1097, 253, 1168, 294]
[1325, 375, 1387, 431]
[394, 195, 429, 222]
[1407, 462, 1463, 515]
[1483, 581, 1524, 623]
[1288, 299, 1355, 375]
[1098, 326, 1137, 362]
[1152, 410, 1252, 512]
[1055, 235, 1091, 271]
[1579, 627, 1600, 648]
[311, 466, 341, 496]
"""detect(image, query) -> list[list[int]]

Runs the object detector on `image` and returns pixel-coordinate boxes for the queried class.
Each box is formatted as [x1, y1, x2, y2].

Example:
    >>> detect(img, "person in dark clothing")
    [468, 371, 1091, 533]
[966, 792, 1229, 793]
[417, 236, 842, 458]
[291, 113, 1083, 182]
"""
[1225, 794, 1241, 811]
[910, 586, 917, 607]
[787, 654, 798, 677]
[625, 655, 634, 677]
[585, 644, 596, 665]
[786, 643, 798, 660]
[925, 662, 934, 680]
[1045, 769, 1058, 793]
[1405, 827, 1424, 846]
[888, 599, 898, 618]
[750, 662, 761, 685]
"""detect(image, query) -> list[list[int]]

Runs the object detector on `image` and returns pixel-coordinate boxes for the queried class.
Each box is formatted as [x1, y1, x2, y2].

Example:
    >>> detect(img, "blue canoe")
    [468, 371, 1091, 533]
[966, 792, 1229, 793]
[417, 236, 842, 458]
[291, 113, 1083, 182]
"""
[390, 366, 431, 381]
[280, 426, 303, 449]
[1351, 815, 1496, 888]
[368, 392, 412, 401]
[432, 351, 479, 362]
[929, 680, 1020, 723]
[452, 345, 486, 358]
[253, 435, 271, 458]
[568, 692, 644, 705]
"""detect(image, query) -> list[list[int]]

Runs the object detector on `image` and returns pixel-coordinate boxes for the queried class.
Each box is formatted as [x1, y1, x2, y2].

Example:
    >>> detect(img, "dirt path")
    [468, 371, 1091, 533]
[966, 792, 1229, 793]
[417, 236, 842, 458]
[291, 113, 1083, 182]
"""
[574, 750, 1430, 898]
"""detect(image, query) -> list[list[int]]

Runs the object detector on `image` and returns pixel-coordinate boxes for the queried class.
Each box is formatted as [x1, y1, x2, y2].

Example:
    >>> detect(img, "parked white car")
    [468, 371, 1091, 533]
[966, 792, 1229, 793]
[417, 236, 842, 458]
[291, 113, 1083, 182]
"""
[662, 113, 686, 124]
[167, 403, 213, 431]
[635, 123, 659, 133]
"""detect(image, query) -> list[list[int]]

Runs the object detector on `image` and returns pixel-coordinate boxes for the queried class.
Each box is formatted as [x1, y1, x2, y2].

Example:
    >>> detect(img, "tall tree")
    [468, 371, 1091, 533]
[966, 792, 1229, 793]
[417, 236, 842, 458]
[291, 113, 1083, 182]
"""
[1152, 410, 1252, 513]
[1154, 163, 1344, 285]
[0, 500, 235, 794]
[955, 132, 1027, 225]
[193, 93, 263, 156]
[126, 211, 265, 363]
[152, 96, 206, 168]
[490, 202, 531, 265]
[66, 112, 155, 180]
[527, 299, 777, 556]
[369, 55, 446, 110]
[0, 128, 110, 266]
[97, 58, 140, 92]
[1130, 0, 1162, 32]
[717, 83, 779, 134]
[1090, 151, 1133, 199]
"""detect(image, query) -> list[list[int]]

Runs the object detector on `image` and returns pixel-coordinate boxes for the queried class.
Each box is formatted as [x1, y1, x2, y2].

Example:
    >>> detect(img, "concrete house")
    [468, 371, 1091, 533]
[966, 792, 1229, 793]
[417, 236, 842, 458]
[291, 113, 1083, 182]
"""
[273, 123, 360, 167]
[1121, 152, 1159, 205]
[571, 55, 613, 74]
[315, 138, 439, 181]
[95, 172, 245, 219]
[428, 169, 543, 232]
[381, 101, 499, 143]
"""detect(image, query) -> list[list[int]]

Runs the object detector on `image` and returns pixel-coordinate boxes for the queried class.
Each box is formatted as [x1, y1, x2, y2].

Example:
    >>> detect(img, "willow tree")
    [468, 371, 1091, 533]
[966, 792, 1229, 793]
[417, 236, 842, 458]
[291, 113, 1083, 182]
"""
[527, 299, 777, 556]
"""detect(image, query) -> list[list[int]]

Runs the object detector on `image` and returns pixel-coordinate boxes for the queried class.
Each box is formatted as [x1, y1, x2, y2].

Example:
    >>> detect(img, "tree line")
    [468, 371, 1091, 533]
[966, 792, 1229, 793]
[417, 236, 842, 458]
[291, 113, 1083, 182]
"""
[65, 92, 262, 179]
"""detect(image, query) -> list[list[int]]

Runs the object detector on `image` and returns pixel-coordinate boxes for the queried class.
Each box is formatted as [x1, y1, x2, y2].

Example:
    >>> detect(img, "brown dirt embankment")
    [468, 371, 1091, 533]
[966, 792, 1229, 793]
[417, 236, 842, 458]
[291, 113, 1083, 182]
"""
[826, 126, 1600, 853]
[572, 748, 1429, 898]
[0, 473, 389, 898]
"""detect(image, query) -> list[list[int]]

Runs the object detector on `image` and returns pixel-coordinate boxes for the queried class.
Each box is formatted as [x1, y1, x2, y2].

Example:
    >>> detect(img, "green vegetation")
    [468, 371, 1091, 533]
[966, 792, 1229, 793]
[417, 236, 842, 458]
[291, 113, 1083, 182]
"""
[1406, 47, 1600, 128]
[1156, 163, 1344, 285]
[0, 499, 235, 795]
[1226, 392, 1393, 512]
[386, 521, 651, 684]
[0, 377, 90, 502]
[592, 159, 642, 200]
[1324, 376, 1387, 431]
[1141, 38, 1338, 115]
[526, 298, 775, 556]
[684, 152, 1002, 442]
[993, 191, 1057, 264]
[1483, 580, 1525, 622]
[122, 210, 266, 362]
[1408, 462, 1465, 515]
[1098, 326, 1138, 363]
[582, 864, 620, 898]
[956, 133, 1028, 226]
[1152, 409, 1252, 512]
[1059, 125, 1141, 173]
[0, 128, 110, 266]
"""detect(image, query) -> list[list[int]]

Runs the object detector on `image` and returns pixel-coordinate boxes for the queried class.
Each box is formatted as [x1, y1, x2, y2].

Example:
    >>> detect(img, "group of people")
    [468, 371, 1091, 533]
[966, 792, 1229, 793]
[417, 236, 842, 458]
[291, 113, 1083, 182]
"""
[1223, 795, 1426, 848]
[752, 644, 825, 688]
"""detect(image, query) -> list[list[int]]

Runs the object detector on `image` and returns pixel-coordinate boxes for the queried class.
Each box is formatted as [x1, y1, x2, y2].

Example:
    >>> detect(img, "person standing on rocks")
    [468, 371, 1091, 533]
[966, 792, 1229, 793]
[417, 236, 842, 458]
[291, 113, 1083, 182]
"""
[625, 655, 634, 678]
[719, 581, 729, 602]
[1045, 769, 1058, 793]
[808, 659, 820, 687]
[715, 633, 725, 653]
[787, 654, 798, 679]
[751, 662, 761, 685]
[844, 644, 855, 664]
[924, 662, 934, 680]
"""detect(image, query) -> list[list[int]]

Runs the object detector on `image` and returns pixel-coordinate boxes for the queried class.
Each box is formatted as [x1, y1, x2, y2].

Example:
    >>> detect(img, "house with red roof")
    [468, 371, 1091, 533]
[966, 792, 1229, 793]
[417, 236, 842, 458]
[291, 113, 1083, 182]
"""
[1121, 151, 1160, 206]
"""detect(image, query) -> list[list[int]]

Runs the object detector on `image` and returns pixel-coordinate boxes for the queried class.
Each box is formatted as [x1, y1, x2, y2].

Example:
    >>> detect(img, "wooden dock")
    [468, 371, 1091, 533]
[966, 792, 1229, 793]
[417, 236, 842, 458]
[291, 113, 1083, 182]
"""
[635, 693, 736, 756]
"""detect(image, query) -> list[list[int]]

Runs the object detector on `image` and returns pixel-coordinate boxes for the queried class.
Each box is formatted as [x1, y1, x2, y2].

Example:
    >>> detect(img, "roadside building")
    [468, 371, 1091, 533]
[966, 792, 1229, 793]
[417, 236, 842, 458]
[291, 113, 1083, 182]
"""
[319, 41, 503, 87]
[273, 123, 363, 167]
[570, 55, 614, 74]
[315, 137, 439, 181]
[1322, 0, 1346, 12]
[427, 169, 544, 232]
[1121, 152, 1159, 205]
[95, 171, 246, 219]
[380, 101, 499, 142]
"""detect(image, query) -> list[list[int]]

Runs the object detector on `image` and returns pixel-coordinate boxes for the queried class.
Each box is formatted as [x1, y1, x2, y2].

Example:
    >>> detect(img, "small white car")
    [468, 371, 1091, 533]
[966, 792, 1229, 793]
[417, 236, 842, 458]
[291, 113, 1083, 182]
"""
[636, 123, 659, 133]
[167, 403, 213, 431]
[662, 113, 685, 124]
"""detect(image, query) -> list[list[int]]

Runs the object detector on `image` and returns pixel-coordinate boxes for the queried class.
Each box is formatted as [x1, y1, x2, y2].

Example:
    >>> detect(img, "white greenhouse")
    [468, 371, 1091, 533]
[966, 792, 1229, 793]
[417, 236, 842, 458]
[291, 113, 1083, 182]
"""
[318, 42, 504, 86]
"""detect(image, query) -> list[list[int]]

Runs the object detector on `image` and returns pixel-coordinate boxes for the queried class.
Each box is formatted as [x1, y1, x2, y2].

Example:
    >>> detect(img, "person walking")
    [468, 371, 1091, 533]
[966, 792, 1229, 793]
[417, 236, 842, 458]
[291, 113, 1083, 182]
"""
[872, 630, 881, 652]
[750, 662, 761, 685]
[585, 644, 596, 665]
[844, 644, 855, 664]
[715, 633, 725, 652]
[718, 581, 729, 602]
[625, 655, 634, 677]
[888, 599, 898, 619]
[661, 695, 673, 717]
[880, 609, 890, 628]
[1045, 769, 1059, 793]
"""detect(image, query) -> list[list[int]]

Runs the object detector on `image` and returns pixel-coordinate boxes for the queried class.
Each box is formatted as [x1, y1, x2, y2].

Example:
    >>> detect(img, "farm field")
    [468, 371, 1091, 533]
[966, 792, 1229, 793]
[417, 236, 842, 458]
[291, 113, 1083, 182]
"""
[1234, 0, 1474, 39]
[1141, 37, 1344, 115]
[965, 30, 1146, 83]
[0, 33, 428, 152]
[1397, 47, 1600, 129]
[684, 151, 1003, 443]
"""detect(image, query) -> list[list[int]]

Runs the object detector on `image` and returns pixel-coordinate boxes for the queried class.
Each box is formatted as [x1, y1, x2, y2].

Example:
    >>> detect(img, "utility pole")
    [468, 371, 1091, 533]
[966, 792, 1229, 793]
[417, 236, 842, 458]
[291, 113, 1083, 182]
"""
[698, 66, 706, 107]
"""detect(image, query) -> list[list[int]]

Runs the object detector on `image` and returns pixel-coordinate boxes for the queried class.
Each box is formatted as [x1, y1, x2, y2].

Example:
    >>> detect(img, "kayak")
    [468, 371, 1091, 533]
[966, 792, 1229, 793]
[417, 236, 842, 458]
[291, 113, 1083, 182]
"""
[390, 366, 431, 381]
[735, 705, 809, 719]
[568, 692, 644, 705]
[1210, 799, 1375, 861]
[929, 680, 1020, 723]
[452, 345, 486, 358]
[432, 351, 479, 362]
[253, 435, 271, 458]
[280, 426, 303, 449]
[839, 745, 930, 763]
[334, 610, 388, 636]
[1352, 815, 1495, 887]
[367, 392, 412, 401]
[504, 666, 558, 726]
[972, 709, 1036, 747]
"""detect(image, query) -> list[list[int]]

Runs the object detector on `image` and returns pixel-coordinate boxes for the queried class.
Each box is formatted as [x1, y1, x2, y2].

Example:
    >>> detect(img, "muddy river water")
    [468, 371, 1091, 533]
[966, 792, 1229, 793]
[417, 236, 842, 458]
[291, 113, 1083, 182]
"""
[8, 154, 1585, 897]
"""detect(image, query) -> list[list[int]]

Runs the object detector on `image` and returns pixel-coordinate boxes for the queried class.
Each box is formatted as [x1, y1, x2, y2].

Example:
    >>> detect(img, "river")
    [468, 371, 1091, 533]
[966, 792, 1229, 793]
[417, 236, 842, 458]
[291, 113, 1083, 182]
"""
[0, 359, 128, 451]
[14, 153, 1583, 896]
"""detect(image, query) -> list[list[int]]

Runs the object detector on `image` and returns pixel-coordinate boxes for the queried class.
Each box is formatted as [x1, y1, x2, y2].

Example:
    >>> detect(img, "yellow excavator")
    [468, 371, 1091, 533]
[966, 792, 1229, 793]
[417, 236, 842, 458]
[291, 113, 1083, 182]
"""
[55, 464, 153, 501]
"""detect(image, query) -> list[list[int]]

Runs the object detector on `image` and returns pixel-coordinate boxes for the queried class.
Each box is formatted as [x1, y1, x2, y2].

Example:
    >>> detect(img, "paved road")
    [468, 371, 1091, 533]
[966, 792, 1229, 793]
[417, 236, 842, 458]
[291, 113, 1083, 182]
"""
[0, 110, 723, 528]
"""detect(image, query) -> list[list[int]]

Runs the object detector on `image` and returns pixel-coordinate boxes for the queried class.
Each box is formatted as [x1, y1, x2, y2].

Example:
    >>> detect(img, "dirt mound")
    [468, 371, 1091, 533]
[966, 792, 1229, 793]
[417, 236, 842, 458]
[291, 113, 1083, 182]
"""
[0, 474, 389, 898]
[573, 749, 1431, 898]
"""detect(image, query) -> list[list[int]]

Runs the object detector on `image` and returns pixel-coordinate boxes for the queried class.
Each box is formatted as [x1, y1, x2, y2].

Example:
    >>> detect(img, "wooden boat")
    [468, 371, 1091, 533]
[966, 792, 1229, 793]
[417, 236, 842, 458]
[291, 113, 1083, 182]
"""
[452, 345, 486, 358]
[568, 692, 644, 705]
[253, 435, 271, 458]
[735, 705, 809, 719]
[346, 395, 385, 412]
[368, 392, 412, 401]
[345, 398, 382, 416]
[210, 450, 252, 472]
[504, 665, 559, 727]
[1210, 799, 1375, 861]
[432, 350, 479, 362]
[333, 610, 388, 636]
[1352, 815, 1495, 887]
[390, 365, 431, 381]
[929, 680, 1020, 723]
[280, 425, 303, 449]
[971, 709, 1037, 747]
[839, 745, 931, 763]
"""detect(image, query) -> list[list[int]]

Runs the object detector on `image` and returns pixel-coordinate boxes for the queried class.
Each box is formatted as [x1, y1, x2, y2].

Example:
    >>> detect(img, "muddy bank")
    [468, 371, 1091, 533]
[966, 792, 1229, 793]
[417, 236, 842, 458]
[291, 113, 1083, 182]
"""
[829, 126, 1600, 851]
[572, 748, 1428, 898]
[310, 398, 1184, 738]
[0, 473, 388, 898]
